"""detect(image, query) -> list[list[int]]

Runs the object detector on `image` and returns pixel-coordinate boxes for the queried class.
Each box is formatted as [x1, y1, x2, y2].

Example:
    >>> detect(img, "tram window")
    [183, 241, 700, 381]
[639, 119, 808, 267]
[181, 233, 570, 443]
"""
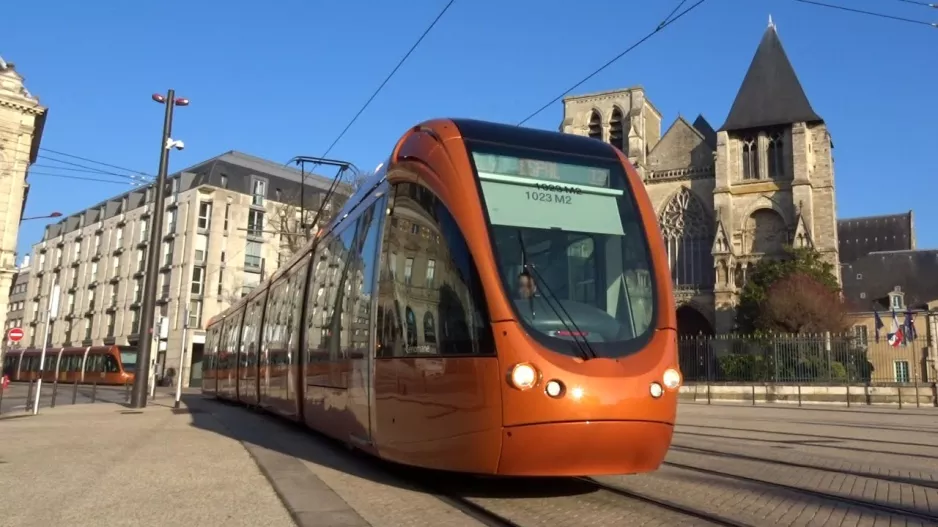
[242, 294, 265, 373]
[104, 355, 120, 373]
[376, 182, 494, 358]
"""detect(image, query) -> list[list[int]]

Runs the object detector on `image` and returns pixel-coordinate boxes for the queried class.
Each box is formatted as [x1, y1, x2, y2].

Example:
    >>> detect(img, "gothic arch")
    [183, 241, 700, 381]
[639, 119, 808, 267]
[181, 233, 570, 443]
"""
[676, 304, 714, 336]
[744, 208, 788, 254]
[587, 109, 603, 140]
[608, 106, 629, 152]
[658, 187, 714, 288]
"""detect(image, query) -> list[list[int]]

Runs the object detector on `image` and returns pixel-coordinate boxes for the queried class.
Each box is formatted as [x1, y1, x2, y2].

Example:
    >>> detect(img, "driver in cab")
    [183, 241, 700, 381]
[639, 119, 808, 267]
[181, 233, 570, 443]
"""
[517, 270, 537, 300]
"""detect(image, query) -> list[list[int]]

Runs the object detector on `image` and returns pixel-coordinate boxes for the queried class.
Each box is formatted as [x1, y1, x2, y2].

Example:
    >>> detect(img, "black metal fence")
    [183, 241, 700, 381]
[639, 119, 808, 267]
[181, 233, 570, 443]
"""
[0, 379, 133, 416]
[678, 333, 930, 386]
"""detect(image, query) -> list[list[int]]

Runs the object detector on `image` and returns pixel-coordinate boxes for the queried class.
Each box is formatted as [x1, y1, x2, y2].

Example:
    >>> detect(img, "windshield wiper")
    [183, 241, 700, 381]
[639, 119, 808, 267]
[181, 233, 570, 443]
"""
[517, 230, 597, 360]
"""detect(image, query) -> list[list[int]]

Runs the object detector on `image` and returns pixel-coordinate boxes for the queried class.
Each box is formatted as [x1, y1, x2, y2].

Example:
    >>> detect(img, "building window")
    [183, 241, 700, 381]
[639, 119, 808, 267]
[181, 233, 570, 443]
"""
[220, 174, 228, 188]
[136, 249, 145, 272]
[404, 257, 414, 285]
[426, 259, 436, 288]
[115, 226, 123, 247]
[741, 136, 758, 180]
[139, 218, 148, 242]
[87, 289, 95, 310]
[134, 279, 142, 303]
[217, 269, 224, 296]
[890, 293, 904, 310]
[587, 110, 602, 140]
[198, 202, 212, 229]
[112, 255, 120, 274]
[252, 178, 267, 207]
[766, 130, 784, 179]
[94, 233, 102, 254]
[853, 325, 868, 347]
[166, 209, 176, 234]
[195, 234, 208, 264]
[223, 203, 230, 231]
[245, 241, 263, 270]
[191, 267, 205, 295]
[84, 317, 92, 340]
[894, 360, 910, 383]
[188, 300, 202, 328]
[247, 210, 264, 237]
[131, 310, 140, 334]
[106, 312, 115, 337]
[162, 240, 174, 267]
[659, 188, 714, 288]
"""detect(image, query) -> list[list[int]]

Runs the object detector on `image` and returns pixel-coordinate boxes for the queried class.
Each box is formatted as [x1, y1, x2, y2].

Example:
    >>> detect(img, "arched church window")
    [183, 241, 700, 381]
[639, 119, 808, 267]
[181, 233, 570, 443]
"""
[766, 131, 784, 180]
[609, 107, 625, 152]
[659, 188, 714, 288]
[587, 111, 602, 140]
[745, 209, 788, 254]
[741, 136, 758, 180]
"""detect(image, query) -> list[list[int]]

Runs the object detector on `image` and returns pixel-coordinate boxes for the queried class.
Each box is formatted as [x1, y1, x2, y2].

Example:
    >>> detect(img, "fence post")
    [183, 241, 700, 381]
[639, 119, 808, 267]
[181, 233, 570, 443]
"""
[25, 379, 34, 413]
[91, 381, 97, 403]
[125, 382, 131, 404]
[51, 379, 59, 408]
[912, 340, 921, 408]
[71, 378, 79, 405]
[705, 336, 712, 405]
[825, 332, 832, 383]
[846, 351, 852, 408]
[0, 379, 4, 415]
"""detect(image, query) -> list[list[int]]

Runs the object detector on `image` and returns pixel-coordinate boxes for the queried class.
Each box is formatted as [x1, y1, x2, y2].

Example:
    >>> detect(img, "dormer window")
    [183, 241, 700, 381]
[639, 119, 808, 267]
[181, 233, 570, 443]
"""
[888, 287, 904, 311]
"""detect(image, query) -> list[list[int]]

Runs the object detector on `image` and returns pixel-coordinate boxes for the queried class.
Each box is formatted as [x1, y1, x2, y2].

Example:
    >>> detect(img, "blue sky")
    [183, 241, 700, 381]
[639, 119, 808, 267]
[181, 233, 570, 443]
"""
[3, 0, 936, 260]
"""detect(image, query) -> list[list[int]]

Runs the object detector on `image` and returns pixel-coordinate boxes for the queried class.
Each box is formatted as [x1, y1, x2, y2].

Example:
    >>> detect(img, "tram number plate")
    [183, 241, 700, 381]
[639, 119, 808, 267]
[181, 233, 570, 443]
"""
[524, 183, 581, 205]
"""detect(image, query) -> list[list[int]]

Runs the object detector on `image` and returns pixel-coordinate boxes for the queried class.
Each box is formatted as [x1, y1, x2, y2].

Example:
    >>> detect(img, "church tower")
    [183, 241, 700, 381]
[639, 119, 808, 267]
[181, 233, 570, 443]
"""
[712, 17, 839, 332]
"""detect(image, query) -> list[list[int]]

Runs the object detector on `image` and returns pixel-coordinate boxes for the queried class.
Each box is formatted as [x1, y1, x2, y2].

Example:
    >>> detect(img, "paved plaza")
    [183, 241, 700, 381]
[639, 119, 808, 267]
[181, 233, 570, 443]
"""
[1, 387, 937, 527]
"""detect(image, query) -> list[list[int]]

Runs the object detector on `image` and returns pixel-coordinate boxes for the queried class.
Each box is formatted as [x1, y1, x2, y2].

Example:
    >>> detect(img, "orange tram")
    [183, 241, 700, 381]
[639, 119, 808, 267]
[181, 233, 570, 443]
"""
[2, 345, 138, 385]
[202, 118, 681, 477]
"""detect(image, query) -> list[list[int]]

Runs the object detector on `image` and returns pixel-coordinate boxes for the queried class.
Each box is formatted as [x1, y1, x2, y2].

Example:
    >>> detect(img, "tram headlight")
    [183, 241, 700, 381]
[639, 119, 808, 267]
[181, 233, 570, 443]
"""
[649, 382, 664, 398]
[510, 363, 539, 390]
[663, 368, 682, 390]
[545, 380, 564, 398]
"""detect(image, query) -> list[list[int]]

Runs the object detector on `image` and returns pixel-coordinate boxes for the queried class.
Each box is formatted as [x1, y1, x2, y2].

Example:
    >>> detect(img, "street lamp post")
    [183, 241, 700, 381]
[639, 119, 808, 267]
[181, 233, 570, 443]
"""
[20, 212, 62, 223]
[129, 89, 188, 409]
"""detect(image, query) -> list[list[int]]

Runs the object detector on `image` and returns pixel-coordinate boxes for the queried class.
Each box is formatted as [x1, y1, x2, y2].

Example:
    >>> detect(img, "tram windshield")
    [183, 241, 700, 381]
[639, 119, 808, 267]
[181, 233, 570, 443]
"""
[120, 350, 138, 372]
[469, 142, 657, 359]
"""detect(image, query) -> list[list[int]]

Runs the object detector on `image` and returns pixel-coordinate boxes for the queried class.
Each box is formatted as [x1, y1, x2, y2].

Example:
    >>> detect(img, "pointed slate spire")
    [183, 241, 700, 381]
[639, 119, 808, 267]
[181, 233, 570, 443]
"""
[719, 19, 822, 132]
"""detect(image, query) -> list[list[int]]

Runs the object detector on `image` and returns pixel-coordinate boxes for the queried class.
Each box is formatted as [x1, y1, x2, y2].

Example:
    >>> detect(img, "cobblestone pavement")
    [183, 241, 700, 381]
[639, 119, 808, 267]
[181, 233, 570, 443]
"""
[590, 402, 938, 527]
[192, 398, 938, 527]
[10, 393, 934, 527]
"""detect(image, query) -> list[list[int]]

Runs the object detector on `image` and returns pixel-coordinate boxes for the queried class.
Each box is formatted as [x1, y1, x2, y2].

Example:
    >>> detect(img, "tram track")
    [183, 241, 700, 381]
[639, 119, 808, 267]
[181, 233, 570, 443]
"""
[662, 460, 938, 523]
[578, 477, 746, 526]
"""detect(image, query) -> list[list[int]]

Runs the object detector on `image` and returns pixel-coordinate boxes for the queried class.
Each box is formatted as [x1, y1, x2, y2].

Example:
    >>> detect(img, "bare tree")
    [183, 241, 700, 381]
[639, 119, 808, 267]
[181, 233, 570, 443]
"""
[758, 272, 850, 334]
[269, 170, 373, 263]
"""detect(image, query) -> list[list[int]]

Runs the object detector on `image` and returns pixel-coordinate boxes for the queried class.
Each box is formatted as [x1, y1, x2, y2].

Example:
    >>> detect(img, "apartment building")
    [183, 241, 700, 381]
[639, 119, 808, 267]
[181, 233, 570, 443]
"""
[4, 258, 30, 349]
[22, 151, 347, 387]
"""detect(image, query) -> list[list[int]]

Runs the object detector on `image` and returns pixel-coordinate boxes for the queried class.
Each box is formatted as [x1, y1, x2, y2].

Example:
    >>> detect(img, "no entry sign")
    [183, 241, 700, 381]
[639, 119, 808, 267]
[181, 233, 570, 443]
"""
[7, 327, 24, 342]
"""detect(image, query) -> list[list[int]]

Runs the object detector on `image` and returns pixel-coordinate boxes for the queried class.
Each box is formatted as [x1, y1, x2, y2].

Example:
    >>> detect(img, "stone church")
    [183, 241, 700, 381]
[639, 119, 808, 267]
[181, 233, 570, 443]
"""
[560, 19, 838, 335]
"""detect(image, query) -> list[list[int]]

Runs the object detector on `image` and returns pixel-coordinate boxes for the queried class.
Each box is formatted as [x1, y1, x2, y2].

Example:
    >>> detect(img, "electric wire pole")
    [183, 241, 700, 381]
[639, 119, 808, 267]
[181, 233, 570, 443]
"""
[129, 89, 188, 408]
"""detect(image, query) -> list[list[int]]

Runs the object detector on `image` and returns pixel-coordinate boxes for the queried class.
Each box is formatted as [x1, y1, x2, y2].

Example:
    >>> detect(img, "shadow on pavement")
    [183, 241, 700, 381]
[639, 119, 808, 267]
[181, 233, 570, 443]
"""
[177, 393, 595, 500]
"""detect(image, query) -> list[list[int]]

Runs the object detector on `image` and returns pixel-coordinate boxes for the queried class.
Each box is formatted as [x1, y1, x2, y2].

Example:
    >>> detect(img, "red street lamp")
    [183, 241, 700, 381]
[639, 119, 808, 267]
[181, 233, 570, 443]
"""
[21, 211, 62, 222]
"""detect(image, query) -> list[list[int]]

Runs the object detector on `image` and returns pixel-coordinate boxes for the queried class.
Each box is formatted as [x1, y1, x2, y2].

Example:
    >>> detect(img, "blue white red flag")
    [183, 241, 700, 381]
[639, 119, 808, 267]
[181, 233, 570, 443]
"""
[887, 310, 904, 348]
[873, 310, 884, 343]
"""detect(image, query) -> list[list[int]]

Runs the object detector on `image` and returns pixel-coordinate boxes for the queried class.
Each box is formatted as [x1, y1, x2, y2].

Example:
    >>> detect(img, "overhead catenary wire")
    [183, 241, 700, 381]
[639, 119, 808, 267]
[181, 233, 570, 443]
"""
[516, 0, 709, 126]
[892, 0, 936, 8]
[792, 0, 937, 27]
[317, 0, 456, 161]
[297, 0, 457, 237]
[0, 141, 152, 183]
